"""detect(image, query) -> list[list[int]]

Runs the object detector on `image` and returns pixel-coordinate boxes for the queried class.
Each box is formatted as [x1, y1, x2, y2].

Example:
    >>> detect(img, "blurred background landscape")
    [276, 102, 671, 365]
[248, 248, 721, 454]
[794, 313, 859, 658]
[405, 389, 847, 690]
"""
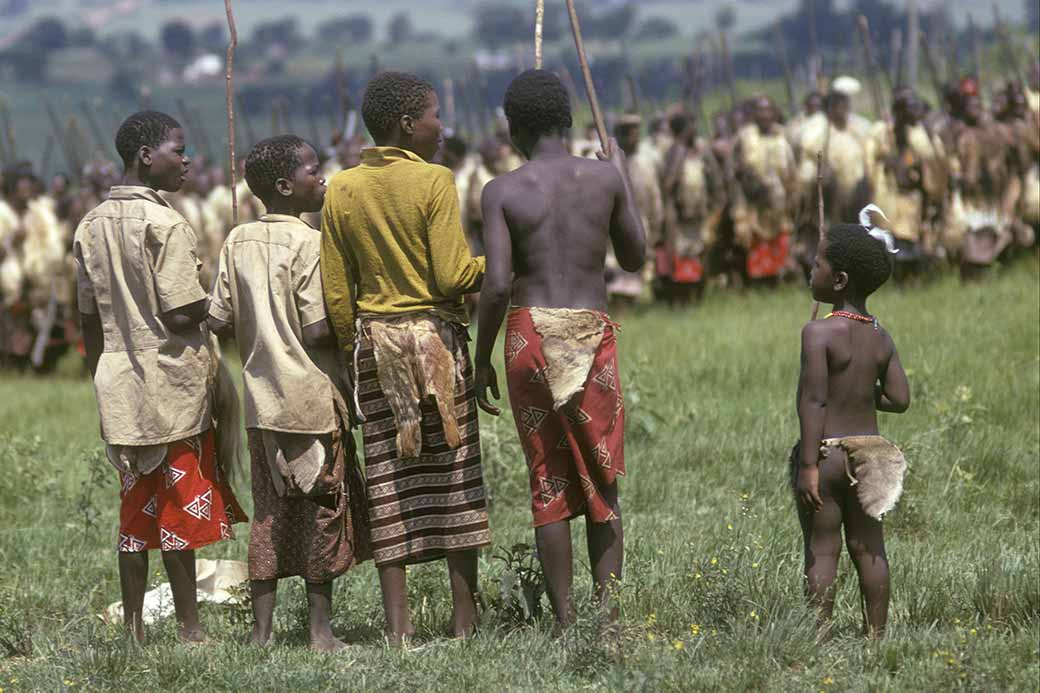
[0, 0, 1036, 175]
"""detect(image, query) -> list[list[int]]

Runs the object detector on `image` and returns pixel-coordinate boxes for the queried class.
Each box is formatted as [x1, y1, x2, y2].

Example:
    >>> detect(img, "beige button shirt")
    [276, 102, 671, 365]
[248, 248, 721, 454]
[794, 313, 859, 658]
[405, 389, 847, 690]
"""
[209, 214, 339, 434]
[73, 186, 212, 446]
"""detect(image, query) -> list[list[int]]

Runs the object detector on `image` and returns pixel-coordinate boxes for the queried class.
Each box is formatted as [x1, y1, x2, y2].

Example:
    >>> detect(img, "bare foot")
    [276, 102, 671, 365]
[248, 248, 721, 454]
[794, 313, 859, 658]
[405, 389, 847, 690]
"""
[250, 629, 274, 648]
[310, 635, 349, 652]
[177, 626, 207, 644]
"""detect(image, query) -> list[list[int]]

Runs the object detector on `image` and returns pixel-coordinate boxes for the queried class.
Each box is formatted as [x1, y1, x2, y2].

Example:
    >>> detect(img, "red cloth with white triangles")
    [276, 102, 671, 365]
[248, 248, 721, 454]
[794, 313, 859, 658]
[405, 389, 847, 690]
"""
[117, 429, 246, 553]
[746, 232, 790, 279]
[504, 308, 626, 528]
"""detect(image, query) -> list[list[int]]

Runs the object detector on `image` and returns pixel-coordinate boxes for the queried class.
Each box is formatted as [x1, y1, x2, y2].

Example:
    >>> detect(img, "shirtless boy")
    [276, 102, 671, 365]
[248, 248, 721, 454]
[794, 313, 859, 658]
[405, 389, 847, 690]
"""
[794, 213, 910, 637]
[474, 70, 645, 631]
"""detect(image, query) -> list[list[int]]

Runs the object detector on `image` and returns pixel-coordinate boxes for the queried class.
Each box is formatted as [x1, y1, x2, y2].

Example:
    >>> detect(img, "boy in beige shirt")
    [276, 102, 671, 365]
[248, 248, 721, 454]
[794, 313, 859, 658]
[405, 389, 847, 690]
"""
[74, 111, 245, 643]
[208, 135, 370, 651]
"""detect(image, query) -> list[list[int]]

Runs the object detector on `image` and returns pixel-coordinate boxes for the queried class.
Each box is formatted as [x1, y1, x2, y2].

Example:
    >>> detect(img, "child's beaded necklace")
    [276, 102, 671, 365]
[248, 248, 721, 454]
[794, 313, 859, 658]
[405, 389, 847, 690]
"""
[826, 310, 880, 330]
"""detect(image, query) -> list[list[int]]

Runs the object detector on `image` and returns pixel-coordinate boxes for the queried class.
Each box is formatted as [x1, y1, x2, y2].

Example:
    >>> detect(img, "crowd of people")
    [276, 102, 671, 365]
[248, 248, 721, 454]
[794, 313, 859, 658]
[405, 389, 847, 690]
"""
[2, 63, 1038, 371]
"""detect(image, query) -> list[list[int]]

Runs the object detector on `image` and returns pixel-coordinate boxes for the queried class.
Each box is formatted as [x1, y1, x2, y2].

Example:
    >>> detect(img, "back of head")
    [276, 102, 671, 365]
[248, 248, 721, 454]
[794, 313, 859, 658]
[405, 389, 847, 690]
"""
[244, 135, 308, 202]
[824, 223, 893, 296]
[361, 71, 435, 143]
[503, 69, 573, 138]
[115, 110, 181, 169]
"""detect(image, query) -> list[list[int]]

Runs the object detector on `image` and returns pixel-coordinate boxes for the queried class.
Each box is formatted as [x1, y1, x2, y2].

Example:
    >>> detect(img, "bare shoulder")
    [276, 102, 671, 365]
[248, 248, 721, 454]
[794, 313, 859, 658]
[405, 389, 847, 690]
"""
[800, 319, 837, 350]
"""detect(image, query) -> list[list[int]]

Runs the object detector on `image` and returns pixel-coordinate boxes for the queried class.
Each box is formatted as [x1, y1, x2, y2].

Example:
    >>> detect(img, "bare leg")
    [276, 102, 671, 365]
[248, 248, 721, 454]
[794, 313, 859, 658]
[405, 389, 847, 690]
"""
[797, 458, 845, 625]
[161, 549, 204, 642]
[307, 581, 348, 651]
[844, 501, 890, 638]
[377, 562, 412, 647]
[118, 551, 148, 643]
[535, 520, 575, 633]
[446, 549, 479, 638]
[249, 579, 277, 647]
[586, 483, 623, 622]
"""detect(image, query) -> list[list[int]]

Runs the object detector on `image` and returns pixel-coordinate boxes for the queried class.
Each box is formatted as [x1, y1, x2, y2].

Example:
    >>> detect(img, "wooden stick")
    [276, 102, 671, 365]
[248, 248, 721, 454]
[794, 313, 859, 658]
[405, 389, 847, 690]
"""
[225, 0, 238, 226]
[39, 134, 54, 179]
[43, 97, 77, 179]
[856, 15, 886, 118]
[236, 96, 256, 149]
[772, 21, 797, 117]
[992, 2, 1025, 85]
[905, 0, 919, 92]
[811, 150, 825, 320]
[719, 29, 737, 109]
[534, 0, 545, 70]
[565, 0, 609, 154]
[78, 99, 109, 157]
[0, 97, 17, 165]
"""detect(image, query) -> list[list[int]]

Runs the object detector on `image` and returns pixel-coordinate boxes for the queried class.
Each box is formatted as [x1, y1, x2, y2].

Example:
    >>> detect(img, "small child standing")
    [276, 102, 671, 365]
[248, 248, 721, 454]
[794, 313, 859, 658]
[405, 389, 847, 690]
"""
[74, 111, 246, 642]
[793, 209, 910, 637]
[207, 136, 370, 651]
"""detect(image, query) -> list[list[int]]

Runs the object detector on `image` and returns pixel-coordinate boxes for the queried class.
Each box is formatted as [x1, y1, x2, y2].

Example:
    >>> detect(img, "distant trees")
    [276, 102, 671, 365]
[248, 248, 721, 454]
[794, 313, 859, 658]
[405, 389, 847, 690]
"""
[472, 1, 639, 46]
[199, 22, 226, 54]
[635, 17, 679, 41]
[388, 13, 413, 43]
[160, 20, 196, 62]
[0, 16, 67, 83]
[1027, 0, 1039, 32]
[473, 4, 529, 46]
[252, 17, 301, 54]
[317, 14, 374, 45]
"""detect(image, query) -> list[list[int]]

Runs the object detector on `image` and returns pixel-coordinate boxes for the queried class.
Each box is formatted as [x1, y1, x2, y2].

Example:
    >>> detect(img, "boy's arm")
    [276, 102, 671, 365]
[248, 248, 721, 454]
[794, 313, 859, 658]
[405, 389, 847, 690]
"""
[428, 168, 485, 296]
[74, 239, 102, 377]
[81, 311, 103, 378]
[293, 239, 336, 349]
[796, 322, 829, 511]
[875, 339, 910, 413]
[473, 179, 512, 416]
[320, 199, 358, 364]
[600, 140, 646, 272]
[153, 223, 209, 333]
[207, 240, 234, 339]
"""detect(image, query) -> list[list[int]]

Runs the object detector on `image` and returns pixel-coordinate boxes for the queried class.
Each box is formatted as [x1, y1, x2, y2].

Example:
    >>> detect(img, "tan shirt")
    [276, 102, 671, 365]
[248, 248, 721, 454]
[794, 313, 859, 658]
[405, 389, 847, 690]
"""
[209, 214, 339, 434]
[73, 186, 212, 446]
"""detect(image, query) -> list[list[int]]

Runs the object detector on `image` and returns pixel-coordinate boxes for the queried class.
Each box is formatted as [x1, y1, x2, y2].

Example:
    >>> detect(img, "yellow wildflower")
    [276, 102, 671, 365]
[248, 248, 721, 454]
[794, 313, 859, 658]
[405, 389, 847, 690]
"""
[647, 633, 656, 642]
[672, 639, 684, 651]
[822, 676, 834, 685]
[710, 558, 718, 566]
[690, 623, 701, 636]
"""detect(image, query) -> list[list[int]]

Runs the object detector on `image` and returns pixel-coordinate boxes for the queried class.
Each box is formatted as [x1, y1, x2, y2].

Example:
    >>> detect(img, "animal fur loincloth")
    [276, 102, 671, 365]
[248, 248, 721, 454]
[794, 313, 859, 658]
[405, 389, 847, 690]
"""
[820, 436, 907, 520]
[790, 436, 907, 520]
[528, 308, 607, 411]
[364, 313, 462, 459]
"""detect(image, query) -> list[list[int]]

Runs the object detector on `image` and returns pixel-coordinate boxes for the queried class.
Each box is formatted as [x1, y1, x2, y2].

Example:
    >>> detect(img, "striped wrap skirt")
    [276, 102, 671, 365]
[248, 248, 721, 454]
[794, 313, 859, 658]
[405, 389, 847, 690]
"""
[356, 317, 491, 566]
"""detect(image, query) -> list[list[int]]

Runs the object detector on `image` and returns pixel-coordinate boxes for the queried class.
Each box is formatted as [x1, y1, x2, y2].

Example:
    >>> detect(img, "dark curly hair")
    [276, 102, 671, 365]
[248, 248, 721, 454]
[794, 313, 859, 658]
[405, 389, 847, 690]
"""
[115, 110, 181, 168]
[823, 223, 893, 296]
[362, 71, 435, 142]
[503, 69, 572, 137]
[244, 135, 309, 201]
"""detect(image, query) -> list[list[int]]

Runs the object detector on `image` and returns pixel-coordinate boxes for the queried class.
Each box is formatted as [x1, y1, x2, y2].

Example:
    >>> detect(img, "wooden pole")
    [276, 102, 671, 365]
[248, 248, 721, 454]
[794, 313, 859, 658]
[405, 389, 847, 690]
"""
[906, 0, 919, 92]
[534, 0, 545, 70]
[236, 95, 256, 149]
[78, 99, 110, 159]
[0, 97, 15, 165]
[565, 0, 609, 154]
[39, 134, 54, 178]
[811, 150, 825, 320]
[719, 29, 737, 108]
[42, 97, 77, 180]
[772, 21, 797, 117]
[992, 2, 1025, 84]
[225, 0, 238, 226]
[890, 29, 904, 90]
[807, 0, 820, 89]
[968, 14, 981, 80]
[857, 16, 887, 118]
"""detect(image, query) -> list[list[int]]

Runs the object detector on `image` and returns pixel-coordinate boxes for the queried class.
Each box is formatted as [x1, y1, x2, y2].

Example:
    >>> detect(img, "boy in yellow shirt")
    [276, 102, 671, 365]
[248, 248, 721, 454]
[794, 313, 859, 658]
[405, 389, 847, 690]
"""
[321, 72, 489, 646]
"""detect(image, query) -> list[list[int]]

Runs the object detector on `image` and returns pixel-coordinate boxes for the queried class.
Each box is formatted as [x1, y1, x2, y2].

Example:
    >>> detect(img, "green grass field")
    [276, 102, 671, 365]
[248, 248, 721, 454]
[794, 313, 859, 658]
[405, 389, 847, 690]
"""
[1, 260, 1038, 691]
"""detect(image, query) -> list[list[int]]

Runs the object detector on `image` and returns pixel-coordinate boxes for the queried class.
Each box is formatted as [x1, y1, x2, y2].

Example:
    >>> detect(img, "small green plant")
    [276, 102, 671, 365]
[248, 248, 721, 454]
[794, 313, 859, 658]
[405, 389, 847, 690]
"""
[492, 543, 545, 623]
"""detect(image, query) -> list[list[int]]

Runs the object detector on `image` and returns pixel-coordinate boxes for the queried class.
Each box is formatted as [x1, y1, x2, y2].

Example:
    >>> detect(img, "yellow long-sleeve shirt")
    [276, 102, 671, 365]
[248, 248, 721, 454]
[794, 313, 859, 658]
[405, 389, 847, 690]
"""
[320, 146, 484, 362]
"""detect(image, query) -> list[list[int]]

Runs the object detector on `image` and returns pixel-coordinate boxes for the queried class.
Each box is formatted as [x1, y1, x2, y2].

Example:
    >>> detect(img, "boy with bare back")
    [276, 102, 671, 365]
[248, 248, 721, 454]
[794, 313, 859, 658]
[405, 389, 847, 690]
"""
[474, 70, 645, 631]
[794, 209, 911, 637]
